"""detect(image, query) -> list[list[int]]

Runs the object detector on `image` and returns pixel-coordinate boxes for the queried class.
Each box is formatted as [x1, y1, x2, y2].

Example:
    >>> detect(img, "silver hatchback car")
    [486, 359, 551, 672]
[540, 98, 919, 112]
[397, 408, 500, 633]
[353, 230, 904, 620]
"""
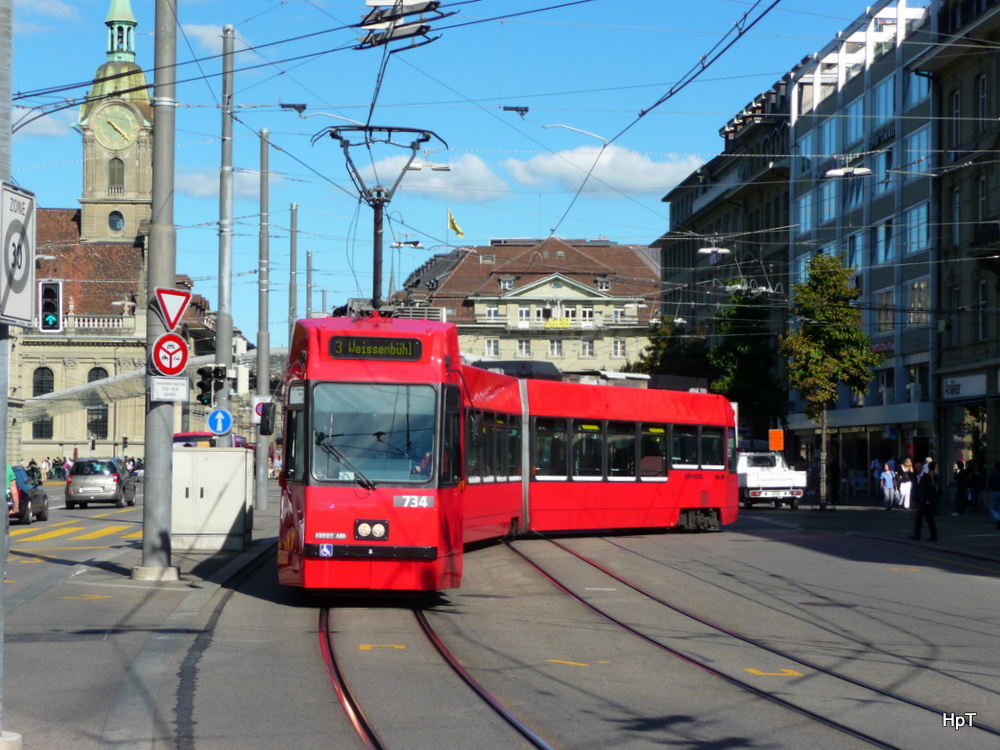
[65, 458, 137, 509]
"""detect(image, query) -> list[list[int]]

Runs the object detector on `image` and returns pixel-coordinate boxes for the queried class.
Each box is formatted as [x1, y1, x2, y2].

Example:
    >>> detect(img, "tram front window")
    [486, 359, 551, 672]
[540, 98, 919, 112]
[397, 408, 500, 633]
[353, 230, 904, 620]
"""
[312, 383, 437, 483]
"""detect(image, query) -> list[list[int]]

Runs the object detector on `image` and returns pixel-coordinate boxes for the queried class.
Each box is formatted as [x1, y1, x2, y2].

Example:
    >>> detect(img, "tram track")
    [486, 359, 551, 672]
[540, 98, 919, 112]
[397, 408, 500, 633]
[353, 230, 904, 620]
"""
[319, 606, 553, 750]
[507, 537, 1000, 750]
[568, 534, 1000, 739]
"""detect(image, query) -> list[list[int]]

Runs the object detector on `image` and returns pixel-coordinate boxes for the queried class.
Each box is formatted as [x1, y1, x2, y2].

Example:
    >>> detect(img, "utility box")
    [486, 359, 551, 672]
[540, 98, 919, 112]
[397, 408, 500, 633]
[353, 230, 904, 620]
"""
[172, 447, 253, 551]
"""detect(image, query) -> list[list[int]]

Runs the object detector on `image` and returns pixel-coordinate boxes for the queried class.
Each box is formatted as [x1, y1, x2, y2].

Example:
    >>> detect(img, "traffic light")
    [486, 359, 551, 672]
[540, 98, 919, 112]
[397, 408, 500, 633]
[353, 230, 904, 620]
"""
[90, 438, 96, 451]
[212, 367, 227, 394]
[122, 436, 128, 450]
[39, 281, 63, 332]
[195, 366, 214, 405]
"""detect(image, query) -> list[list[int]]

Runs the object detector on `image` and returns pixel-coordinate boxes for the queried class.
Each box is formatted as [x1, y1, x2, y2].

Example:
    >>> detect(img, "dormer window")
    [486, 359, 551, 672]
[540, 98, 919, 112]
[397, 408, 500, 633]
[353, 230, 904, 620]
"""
[499, 278, 514, 290]
[480, 254, 496, 264]
[596, 278, 611, 292]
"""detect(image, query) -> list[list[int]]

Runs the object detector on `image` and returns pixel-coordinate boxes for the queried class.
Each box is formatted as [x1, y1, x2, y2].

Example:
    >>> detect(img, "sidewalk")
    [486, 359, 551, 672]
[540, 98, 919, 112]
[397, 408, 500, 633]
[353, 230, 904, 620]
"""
[801, 491, 1000, 563]
[2, 486, 282, 750]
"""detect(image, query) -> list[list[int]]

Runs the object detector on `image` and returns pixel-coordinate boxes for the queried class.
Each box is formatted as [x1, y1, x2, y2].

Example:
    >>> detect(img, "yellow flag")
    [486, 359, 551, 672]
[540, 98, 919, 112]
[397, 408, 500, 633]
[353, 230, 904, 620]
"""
[447, 209, 464, 238]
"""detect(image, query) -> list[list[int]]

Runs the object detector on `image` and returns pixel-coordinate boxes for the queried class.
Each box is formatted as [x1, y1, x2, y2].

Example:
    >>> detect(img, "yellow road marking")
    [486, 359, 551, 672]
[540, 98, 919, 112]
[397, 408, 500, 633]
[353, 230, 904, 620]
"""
[59, 594, 112, 600]
[890, 567, 920, 572]
[123, 531, 144, 539]
[15, 527, 85, 541]
[359, 644, 406, 650]
[915, 554, 1000, 576]
[11, 546, 112, 552]
[548, 660, 589, 667]
[745, 668, 803, 676]
[72, 525, 135, 540]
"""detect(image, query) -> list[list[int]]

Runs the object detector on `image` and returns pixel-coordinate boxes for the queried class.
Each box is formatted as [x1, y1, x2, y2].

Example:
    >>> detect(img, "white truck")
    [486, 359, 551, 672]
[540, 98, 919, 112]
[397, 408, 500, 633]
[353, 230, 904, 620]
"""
[736, 452, 807, 510]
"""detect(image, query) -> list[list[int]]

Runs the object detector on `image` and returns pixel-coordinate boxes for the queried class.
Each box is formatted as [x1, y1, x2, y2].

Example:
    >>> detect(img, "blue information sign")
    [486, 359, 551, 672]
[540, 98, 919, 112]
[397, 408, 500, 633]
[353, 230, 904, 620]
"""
[207, 408, 233, 436]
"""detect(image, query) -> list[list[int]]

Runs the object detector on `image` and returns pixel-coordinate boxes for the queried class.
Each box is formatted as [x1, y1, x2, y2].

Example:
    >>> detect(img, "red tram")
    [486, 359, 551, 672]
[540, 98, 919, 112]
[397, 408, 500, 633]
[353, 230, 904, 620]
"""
[277, 315, 738, 591]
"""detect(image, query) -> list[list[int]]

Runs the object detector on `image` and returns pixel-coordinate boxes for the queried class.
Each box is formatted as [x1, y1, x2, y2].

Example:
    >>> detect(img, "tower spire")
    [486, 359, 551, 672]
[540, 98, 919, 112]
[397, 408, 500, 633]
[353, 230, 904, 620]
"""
[105, 0, 138, 63]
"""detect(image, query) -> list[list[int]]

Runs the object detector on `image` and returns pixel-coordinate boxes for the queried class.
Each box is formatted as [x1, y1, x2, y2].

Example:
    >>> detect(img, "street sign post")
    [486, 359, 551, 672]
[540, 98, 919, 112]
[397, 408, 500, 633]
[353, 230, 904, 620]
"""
[151, 333, 189, 376]
[154, 286, 192, 331]
[252, 396, 272, 425]
[207, 408, 233, 436]
[0, 183, 36, 326]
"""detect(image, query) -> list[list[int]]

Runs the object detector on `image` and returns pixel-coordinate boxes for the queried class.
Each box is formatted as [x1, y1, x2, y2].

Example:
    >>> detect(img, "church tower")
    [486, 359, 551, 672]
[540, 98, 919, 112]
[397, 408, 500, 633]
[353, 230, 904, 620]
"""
[77, 0, 153, 243]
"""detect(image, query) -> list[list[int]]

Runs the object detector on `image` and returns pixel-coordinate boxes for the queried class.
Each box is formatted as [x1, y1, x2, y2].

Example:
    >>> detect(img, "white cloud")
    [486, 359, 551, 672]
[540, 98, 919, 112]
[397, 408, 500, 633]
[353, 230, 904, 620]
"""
[181, 24, 266, 69]
[14, 0, 79, 21]
[503, 146, 703, 196]
[362, 152, 508, 203]
[12, 106, 77, 139]
[176, 167, 275, 200]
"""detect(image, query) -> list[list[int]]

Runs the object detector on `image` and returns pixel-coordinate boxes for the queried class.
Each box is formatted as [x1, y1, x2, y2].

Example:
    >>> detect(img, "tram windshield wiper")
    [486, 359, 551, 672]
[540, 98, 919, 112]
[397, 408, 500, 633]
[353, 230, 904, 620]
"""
[315, 432, 377, 490]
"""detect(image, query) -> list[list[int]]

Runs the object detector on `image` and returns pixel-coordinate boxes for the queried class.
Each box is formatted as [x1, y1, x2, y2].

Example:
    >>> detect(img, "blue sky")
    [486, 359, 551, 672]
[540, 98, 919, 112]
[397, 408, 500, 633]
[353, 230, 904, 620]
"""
[12, 0, 872, 346]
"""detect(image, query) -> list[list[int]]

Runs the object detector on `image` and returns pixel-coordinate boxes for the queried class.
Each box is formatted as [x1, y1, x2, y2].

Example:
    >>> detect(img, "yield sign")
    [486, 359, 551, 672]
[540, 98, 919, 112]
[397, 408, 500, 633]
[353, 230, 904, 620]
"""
[152, 333, 189, 376]
[154, 286, 192, 331]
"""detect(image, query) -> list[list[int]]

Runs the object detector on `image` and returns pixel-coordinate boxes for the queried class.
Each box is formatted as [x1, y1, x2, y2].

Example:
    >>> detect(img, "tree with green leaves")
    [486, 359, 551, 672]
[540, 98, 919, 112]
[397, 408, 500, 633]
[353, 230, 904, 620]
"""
[709, 292, 787, 439]
[626, 320, 716, 385]
[780, 252, 882, 507]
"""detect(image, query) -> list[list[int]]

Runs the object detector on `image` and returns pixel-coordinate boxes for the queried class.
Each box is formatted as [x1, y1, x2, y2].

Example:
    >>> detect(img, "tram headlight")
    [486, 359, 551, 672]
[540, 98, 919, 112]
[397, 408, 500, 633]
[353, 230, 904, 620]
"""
[354, 519, 389, 541]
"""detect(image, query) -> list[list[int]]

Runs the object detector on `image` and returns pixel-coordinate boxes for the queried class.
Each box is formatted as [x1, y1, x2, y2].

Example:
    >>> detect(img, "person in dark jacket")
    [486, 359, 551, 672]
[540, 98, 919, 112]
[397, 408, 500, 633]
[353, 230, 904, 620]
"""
[910, 460, 939, 542]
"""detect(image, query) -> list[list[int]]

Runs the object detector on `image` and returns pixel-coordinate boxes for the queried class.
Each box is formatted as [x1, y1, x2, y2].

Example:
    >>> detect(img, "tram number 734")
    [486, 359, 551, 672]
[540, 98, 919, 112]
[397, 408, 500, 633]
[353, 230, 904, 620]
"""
[394, 495, 436, 508]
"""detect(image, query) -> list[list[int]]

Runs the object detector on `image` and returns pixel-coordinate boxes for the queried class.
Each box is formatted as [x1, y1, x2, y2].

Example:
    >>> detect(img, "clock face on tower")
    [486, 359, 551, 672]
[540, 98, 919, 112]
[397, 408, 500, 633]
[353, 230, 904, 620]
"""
[93, 103, 140, 151]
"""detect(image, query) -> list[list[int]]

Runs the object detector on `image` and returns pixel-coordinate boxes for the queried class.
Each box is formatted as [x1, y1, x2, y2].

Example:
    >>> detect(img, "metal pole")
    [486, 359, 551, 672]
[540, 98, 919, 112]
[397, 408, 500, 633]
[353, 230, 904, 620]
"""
[255, 130, 270, 510]
[135, 0, 180, 580]
[321, 289, 327, 314]
[0, 0, 15, 739]
[306, 250, 313, 317]
[372, 190, 384, 310]
[288, 202, 297, 343]
[215, 25, 234, 448]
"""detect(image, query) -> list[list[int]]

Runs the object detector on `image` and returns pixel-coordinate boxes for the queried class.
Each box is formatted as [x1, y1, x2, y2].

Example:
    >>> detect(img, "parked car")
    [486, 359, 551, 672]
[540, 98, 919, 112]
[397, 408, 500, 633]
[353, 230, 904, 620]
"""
[11, 465, 50, 525]
[65, 457, 137, 509]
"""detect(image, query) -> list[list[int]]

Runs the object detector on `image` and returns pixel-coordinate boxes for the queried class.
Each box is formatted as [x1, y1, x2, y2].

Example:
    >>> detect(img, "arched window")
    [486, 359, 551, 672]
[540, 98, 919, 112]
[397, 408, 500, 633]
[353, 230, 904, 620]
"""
[109, 158, 124, 192]
[109, 211, 125, 232]
[33, 367, 54, 439]
[87, 367, 110, 440]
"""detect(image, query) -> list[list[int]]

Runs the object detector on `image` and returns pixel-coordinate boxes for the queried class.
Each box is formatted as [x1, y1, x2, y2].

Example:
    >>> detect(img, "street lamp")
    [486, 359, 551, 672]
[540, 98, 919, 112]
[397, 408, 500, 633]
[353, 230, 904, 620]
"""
[825, 165, 872, 178]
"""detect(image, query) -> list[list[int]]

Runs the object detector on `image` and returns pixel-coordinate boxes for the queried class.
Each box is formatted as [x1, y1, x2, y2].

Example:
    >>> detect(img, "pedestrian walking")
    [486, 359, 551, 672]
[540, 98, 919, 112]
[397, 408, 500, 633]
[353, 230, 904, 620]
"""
[879, 462, 896, 510]
[953, 460, 968, 515]
[6, 463, 20, 576]
[987, 462, 1000, 530]
[910, 460, 939, 542]
[40, 457, 50, 482]
[897, 457, 915, 509]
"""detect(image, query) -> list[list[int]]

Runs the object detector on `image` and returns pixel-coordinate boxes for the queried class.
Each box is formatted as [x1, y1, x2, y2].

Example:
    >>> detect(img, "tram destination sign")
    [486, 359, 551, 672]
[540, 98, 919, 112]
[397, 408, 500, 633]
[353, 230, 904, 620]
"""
[329, 336, 422, 361]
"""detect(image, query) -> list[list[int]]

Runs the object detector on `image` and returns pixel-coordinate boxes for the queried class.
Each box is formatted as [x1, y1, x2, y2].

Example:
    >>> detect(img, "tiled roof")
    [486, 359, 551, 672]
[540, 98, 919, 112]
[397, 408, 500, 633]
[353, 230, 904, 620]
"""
[36, 209, 144, 316]
[402, 237, 660, 322]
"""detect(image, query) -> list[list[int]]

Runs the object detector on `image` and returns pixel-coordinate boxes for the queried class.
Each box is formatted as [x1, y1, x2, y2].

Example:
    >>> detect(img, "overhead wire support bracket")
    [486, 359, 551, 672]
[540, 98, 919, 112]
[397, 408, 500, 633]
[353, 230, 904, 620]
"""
[355, 0, 457, 52]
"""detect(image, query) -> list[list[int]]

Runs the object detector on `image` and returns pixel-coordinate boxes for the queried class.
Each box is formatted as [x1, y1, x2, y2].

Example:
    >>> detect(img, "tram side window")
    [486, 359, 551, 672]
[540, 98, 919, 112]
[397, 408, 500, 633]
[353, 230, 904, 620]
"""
[507, 416, 522, 477]
[465, 412, 482, 479]
[640, 424, 668, 477]
[481, 412, 496, 478]
[492, 413, 508, 480]
[285, 408, 307, 482]
[441, 385, 461, 486]
[672, 426, 699, 468]
[608, 421, 636, 478]
[702, 426, 726, 469]
[534, 418, 568, 477]
[572, 421, 603, 477]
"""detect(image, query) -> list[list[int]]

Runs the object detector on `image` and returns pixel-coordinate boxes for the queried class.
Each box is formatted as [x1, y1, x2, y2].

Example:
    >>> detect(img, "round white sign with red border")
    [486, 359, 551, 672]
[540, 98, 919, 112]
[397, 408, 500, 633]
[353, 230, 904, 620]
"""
[152, 333, 190, 376]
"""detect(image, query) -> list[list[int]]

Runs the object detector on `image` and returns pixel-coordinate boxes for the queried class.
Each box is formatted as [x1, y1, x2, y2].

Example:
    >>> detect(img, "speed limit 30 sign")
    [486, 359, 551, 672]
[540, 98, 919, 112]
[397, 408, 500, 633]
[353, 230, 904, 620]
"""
[0, 183, 36, 326]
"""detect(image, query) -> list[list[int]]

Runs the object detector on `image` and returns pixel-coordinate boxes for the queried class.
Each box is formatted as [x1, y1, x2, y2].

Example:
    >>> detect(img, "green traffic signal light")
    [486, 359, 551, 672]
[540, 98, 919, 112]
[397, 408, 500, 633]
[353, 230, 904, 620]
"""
[39, 281, 63, 332]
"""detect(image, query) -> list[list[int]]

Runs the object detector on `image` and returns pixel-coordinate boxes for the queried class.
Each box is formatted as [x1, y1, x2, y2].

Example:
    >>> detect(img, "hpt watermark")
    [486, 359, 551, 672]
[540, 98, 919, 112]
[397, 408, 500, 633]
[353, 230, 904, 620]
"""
[942, 712, 976, 730]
